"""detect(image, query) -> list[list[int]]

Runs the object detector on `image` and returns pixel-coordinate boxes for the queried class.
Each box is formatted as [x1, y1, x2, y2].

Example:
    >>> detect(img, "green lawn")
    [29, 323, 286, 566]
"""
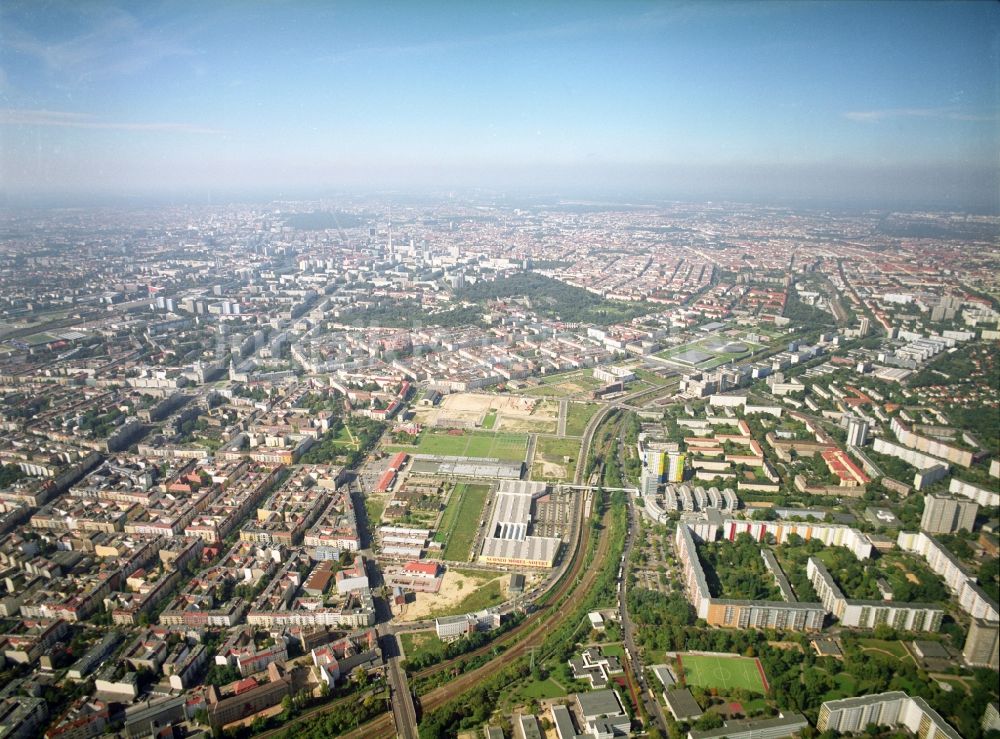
[564, 402, 601, 436]
[933, 676, 969, 695]
[516, 677, 568, 700]
[426, 578, 504, 618]
[399, 632, 444, 663]
[537, 370, 602, 387]
[386, 429, 528, 461]
[816, 669, 859, 701]
[857, 638, 909, 660]
[440, 483, 491, 561]
[23, 332, 58, 346]
[364, 496, 385, 529]
[434, 485, 463, 544]
[679, 653, 767, 694]
[482, 410, 498, 430]
[599, 643, 625, 658]
[448, 567, 496, 582]
[656, 338, 753, 369]
[633, 368, 677, 387]
[334, 425, 359, 448]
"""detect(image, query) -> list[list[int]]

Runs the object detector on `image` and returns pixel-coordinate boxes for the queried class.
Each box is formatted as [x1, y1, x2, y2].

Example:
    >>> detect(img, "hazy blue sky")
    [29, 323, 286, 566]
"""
[1, 1, 997, 206]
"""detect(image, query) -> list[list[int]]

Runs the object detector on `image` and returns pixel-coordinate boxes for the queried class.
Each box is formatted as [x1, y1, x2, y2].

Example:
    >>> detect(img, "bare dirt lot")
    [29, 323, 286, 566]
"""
[394, 569, 507, 621]
[414, 392, 558, 433]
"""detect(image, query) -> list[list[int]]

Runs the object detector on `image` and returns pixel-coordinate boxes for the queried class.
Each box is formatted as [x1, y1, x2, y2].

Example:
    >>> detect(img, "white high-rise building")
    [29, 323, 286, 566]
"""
[818, 692, 961, 739]
[846, 416, 869, 447]
[921, 494, 979, 534]
[963, 618, 1000, 668]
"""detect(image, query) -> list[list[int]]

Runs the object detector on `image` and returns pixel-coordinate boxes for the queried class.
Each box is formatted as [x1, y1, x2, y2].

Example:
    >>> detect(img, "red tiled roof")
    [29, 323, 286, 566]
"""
[403, 561, 440, 577]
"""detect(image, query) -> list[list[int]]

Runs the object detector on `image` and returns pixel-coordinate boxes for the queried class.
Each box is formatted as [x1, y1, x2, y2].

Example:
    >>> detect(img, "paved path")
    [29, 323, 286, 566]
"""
[525, 433, 538, 472]
[621, 479, 670, 734]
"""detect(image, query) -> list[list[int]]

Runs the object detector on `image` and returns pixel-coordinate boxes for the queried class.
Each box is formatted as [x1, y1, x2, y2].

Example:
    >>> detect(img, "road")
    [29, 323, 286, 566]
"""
[382, 632, 418, 739]
[525, 433, 538, 474]
[619, 493, 670, 735]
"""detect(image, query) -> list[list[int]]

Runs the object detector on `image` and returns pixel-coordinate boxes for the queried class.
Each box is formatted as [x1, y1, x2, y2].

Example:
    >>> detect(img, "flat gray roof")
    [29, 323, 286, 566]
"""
[576, 689, 625, 719]
[688, 712, 808, 739]
[665, 688, 703, 720]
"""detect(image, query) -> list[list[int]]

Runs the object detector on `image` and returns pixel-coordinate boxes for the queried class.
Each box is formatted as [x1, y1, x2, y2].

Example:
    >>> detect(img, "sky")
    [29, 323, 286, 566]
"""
[0, 0, 998, 207]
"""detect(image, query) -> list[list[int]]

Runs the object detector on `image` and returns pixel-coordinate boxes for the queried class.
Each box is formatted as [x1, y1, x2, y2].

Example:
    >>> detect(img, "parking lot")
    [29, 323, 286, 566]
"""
[532, 486, 575, 539]
[631, 524, 679, 595]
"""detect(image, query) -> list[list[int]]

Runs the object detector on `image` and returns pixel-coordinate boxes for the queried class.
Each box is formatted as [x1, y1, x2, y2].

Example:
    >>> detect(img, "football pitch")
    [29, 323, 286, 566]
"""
[678, 653, 768, 694]
[391, 429, 528, 461]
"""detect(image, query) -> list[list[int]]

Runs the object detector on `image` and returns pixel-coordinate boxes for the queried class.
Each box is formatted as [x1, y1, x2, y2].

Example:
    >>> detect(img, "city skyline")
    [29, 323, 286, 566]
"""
[1, 1, 998, 207]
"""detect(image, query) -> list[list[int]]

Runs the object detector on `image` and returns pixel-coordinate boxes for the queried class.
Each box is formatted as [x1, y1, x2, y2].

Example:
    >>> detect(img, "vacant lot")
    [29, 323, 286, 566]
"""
[415, 393, 558, 433]
[425, 578, 505, 618]
[399, 632, 443, 663]
[532, 437, 580, 481]
[679, 653, 768, 694]
[518, 370, 604, 399]
[396, 569, 502, 621]
[564, 402, 601, 436]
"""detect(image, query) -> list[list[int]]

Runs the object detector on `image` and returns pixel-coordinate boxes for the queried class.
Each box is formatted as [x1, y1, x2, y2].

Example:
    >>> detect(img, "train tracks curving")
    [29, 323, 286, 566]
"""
[342, 404, 622, 738]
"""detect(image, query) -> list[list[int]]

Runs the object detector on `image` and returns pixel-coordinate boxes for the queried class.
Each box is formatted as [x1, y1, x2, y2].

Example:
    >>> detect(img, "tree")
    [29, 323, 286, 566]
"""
[694, 712, 724, 731]
[351, 666, 369, 688]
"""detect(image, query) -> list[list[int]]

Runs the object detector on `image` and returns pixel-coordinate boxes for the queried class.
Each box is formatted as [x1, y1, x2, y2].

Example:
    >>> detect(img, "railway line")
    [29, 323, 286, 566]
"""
[343, 404, 622, 738]
[343, 502, 613, 739]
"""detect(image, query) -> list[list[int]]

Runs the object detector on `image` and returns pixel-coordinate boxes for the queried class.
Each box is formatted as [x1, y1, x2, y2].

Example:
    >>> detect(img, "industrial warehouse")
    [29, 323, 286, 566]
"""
[478, 480, 564, 569]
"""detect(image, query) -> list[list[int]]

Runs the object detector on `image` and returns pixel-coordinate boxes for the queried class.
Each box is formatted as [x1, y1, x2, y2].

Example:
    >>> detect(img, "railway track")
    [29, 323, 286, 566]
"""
[396, 405, 615, 687]
[343, 408, 621, 738]
[417, 505, 611, 709]
[343, 503, 613, 739]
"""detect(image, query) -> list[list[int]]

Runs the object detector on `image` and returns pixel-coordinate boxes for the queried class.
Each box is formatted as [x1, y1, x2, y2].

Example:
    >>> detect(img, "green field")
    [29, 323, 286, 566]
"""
[515, 677, 568, 700]
[933, 676, 970, 695]
[482, 410, 498, 430]
[440, 483, 491, 561]
[679, 653, 767, 694]
[364, 496, 385, 529]
[633, 368, 678, 387]
[334, 425, 359, 448]
[599, 643, 625, 658]
[564, 402, 601, 436]
[23, 332, 58, 346]
[386, 429, 528, 461]
[448, 567, 496, 583]
[655, 337, 759, 370]
[399, 632, 443, 663]
[857, 638, 910, 660]
[434, 487, 463, 543]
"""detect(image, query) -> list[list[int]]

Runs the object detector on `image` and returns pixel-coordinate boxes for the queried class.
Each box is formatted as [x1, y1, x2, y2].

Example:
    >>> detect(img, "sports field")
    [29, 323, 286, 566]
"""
[387, 429, 528, 461]
[678, 653, 768, 694]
